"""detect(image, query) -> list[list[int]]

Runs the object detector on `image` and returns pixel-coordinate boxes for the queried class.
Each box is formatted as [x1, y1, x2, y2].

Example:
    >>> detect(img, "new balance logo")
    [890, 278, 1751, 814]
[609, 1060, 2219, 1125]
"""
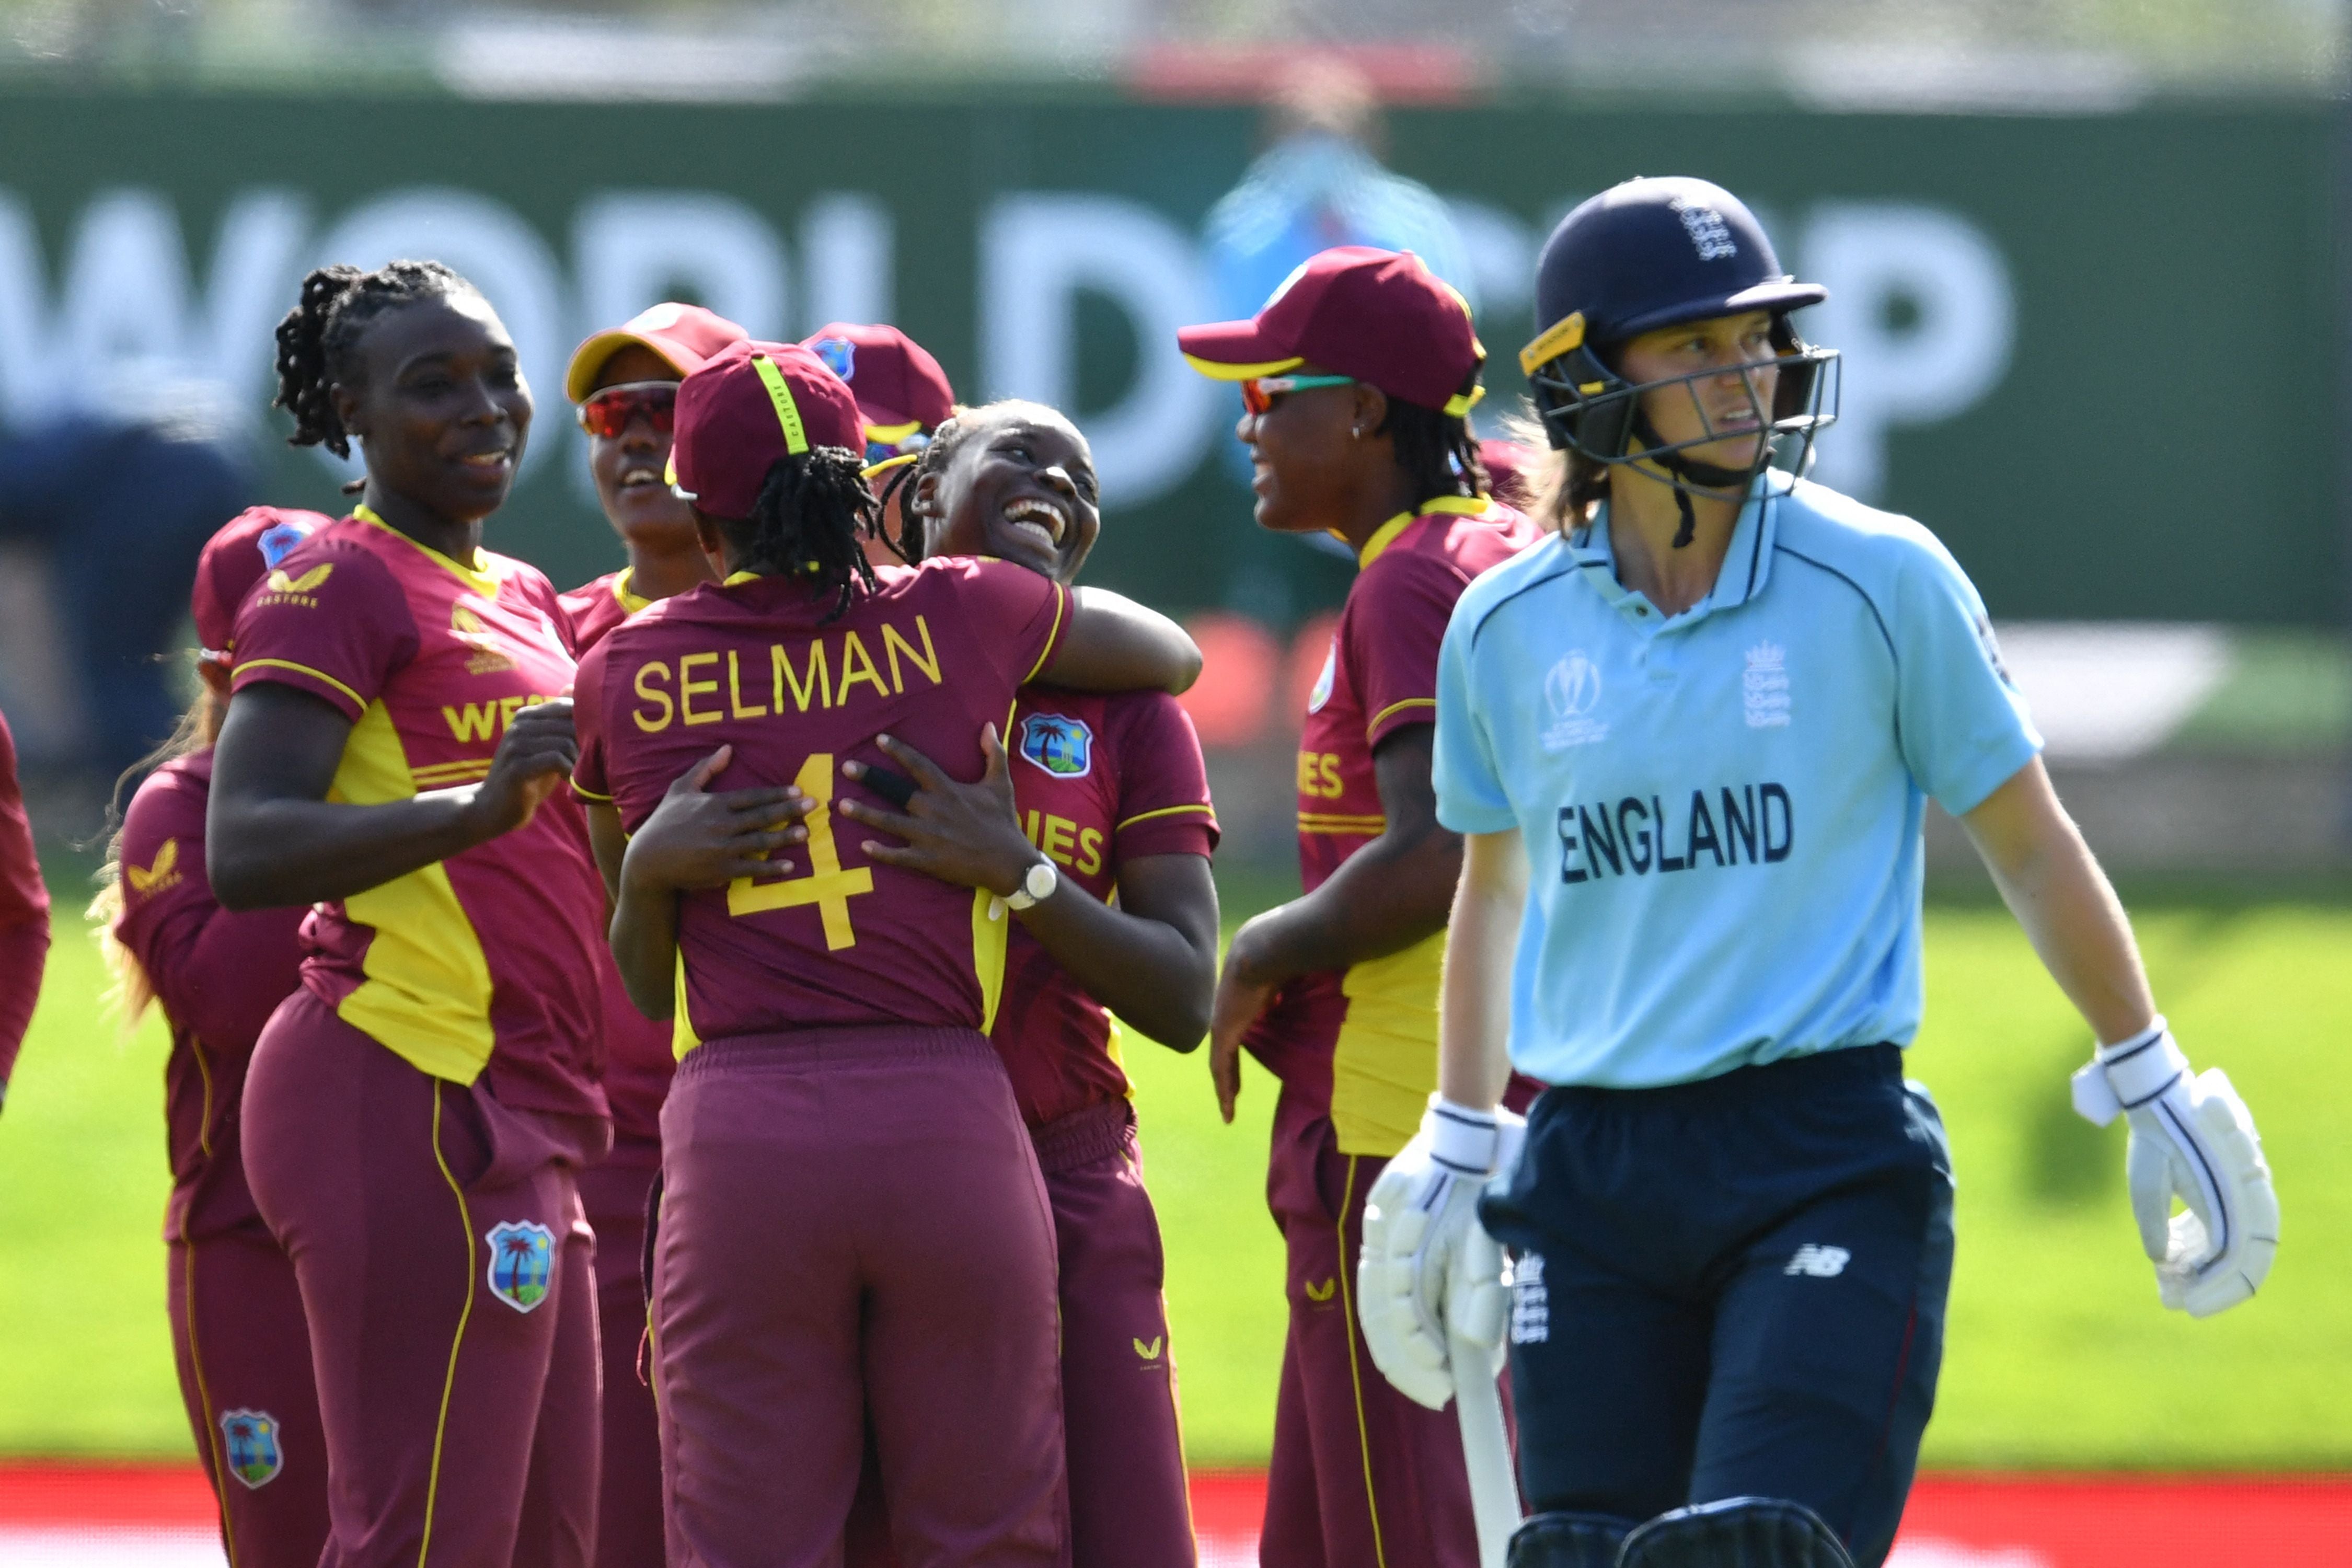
[1784, 1244, 1851, 1278]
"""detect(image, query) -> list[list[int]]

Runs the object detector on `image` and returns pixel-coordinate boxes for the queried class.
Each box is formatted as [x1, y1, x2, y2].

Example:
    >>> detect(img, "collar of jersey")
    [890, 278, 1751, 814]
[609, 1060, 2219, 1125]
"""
[1565, 472, 1782, 630]
[723, 570, 763, 586]
[612, 568, 653, 614]
[1351, 492, 1493, 569]
[351, 505, 504, 597]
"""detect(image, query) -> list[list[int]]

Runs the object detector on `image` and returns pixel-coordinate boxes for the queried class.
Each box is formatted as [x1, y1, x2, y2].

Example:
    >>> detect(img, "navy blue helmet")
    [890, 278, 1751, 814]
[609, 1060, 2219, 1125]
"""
[1519, 177, 1838, 532]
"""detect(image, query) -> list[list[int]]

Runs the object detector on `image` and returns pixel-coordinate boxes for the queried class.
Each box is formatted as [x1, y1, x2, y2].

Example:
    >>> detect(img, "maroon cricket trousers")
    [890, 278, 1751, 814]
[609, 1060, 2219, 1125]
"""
[654, 1028, 1068, 1568]
[577, 1153, 663, 1568]
[1259, 1101, 1492, 1568]
[168, 1222, 331, 1568]
[243, 990, 603, 1568]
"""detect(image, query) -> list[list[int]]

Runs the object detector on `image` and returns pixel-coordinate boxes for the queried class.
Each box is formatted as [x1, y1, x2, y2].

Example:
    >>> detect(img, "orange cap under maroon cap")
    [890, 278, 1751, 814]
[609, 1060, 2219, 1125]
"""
[566, 302, 750, 403]
[671, 341, 868, 521]
[801, 322, 957, 440]
[192, 506, 334, 654]
[1178, 246, 1485, 416]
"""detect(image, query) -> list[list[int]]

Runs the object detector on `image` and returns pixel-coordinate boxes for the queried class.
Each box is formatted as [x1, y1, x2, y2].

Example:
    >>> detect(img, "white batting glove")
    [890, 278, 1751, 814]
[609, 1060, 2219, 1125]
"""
[1359, 1097, 1526, 1410]
[2072, 1018, 2279, 1318]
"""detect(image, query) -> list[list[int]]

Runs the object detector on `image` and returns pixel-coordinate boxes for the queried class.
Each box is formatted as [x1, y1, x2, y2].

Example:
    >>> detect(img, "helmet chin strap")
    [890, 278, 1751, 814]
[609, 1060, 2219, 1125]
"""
[1627, 411, 1763, 549]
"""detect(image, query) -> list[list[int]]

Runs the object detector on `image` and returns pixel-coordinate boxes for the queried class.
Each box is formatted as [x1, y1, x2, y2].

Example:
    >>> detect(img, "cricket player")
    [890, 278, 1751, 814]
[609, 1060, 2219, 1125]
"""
[210, 261, 611, 1568]
[569, 339, 1202, 1568]
[97, 506, 332, 1568]
[832, 396, 1224, 1568]
[1363, 176, 2279, 1568]
[0, 704, 46, 1115]
[1179, 247, 1541, 1568]
[558, 299, 746, 1568]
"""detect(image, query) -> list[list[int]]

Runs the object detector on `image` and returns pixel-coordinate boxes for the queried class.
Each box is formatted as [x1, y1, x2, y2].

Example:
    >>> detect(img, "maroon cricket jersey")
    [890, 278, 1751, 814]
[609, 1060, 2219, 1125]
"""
[561, 567, 676, 1159]
[229, 508, 611, 1125]
[1244, 496, 1541, 1157]
[0, 707, 46, 1088]
[572, 558, 1070, 1046]
[558, 567, 653, 660]
[112, 750, 306, 1241]
[992, 689, 1218, 1127]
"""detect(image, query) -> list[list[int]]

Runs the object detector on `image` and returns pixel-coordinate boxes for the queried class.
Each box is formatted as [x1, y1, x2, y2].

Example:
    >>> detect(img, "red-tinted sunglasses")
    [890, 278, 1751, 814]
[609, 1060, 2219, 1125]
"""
[577, 381, 678, 439]
[1240, 373, 1355, 417]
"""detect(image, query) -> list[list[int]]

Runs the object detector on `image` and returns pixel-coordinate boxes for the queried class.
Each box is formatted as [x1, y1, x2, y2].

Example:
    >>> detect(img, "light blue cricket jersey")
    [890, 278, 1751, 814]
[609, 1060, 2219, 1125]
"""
[1432, 469, 2042, 1089]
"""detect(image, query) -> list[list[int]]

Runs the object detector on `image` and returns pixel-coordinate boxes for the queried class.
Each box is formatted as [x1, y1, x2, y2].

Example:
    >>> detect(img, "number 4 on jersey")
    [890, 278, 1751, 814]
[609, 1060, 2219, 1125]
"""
[727, 753, 873, 949]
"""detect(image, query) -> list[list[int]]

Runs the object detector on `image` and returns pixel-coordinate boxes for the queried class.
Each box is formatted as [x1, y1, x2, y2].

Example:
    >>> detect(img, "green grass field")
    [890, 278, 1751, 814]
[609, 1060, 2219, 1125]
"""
[1, 866, 2346, 1468]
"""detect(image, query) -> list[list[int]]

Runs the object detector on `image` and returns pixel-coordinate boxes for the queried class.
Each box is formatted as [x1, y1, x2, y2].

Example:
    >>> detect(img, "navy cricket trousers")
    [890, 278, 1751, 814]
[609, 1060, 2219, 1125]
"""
[1479, 1044, 1954, 1568]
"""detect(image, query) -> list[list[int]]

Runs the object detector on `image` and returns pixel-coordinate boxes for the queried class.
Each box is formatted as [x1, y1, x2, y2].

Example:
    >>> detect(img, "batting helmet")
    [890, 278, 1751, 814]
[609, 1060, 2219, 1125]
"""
[1519, 177, 1838, 537]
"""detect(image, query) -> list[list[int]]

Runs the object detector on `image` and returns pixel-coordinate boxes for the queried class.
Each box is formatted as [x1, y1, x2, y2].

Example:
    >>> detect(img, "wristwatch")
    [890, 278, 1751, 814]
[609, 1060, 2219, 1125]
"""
[1005, 857, 1059, 911]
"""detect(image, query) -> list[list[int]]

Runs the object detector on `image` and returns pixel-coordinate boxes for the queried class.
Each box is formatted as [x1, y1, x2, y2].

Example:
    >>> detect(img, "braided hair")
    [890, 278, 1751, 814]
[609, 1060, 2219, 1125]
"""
[1379, 370, 1488, 506]
[718, 448, 884, 622]
[272, 260, 472, 458]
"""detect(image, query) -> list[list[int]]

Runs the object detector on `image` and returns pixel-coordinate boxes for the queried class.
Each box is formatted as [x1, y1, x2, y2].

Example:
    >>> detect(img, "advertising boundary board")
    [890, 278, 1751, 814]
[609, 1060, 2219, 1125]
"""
[0, 89, 2334, 626]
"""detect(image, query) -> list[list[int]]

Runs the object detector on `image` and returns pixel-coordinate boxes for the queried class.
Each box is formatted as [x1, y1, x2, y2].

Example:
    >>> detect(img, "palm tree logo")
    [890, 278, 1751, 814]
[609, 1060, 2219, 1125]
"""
[220, 1410, 282, 1489]
[485, 1221, 556, 1313]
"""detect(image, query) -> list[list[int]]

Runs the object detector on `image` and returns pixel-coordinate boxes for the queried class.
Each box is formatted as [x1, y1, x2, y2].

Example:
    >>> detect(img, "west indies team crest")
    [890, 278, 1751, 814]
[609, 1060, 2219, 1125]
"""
[485, 1220, 556, 1313]
[1019, 713, 1093, 778]
[220, 1409, 283, 1489]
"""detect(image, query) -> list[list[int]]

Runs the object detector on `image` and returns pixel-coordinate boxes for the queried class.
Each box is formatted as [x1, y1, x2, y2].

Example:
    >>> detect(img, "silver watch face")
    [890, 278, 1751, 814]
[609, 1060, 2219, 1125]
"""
[1025, 860, 1057, 900]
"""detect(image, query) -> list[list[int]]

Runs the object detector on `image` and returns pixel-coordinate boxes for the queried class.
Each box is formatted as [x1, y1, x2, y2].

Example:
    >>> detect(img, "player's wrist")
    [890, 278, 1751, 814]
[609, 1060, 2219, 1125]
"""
[1426, 1095, 1501, 1174]
[1003, 854, 1058, 910]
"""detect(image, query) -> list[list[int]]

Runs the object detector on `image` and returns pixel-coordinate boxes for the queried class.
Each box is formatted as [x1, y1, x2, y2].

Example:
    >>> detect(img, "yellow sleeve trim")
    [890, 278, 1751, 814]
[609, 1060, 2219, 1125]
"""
[1367, 697, 1437, 735]
[233, 658, 364, 711]
[1116, 802, 1217, 832]
[1022, 582, 1069, 686]
[1299, 812, 1388, 835]
[570, 779, 615, 803]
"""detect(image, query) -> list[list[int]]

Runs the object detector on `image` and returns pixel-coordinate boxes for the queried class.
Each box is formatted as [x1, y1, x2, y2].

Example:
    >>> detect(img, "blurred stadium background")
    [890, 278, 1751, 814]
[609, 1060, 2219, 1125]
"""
[1, 0, 2349, 1561]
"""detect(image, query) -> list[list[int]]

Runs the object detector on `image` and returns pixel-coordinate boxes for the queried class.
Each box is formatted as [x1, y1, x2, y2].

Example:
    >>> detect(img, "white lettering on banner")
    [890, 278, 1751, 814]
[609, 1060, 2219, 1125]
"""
[313, 188, 569, 483]
[801, 193, 894, 331]
[0, 186, 307, 428]
[1800, 202, 2015, 500]
[573, 191, 788, 342]
[980, 192, 1219, 508]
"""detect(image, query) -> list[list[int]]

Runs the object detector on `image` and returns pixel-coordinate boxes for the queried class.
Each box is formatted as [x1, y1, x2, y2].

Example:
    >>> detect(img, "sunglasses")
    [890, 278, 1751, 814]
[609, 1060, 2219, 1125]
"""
[577, 381, 678, 439]
[1240, 373, 1355, 417]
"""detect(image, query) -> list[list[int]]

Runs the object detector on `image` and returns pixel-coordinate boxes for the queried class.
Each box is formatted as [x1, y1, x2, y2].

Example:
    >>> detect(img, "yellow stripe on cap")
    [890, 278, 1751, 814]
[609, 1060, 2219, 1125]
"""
[1181, 352, 1306, 382]
[864, 420, 923, 445]
[1519, 311, 1586, 376]
[751, 355, 809, 455]
[1442, 384, 1488, 417]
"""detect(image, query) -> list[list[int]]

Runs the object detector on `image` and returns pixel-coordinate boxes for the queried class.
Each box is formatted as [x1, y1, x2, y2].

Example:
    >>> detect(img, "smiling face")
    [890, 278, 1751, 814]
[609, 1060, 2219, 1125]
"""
[917, 402, 1102, 584]
[1616, 309, 1779, 475]
[335, 291, 532, 526]
[586, 343, 697, 554]
[1234, 366, 1387, 535]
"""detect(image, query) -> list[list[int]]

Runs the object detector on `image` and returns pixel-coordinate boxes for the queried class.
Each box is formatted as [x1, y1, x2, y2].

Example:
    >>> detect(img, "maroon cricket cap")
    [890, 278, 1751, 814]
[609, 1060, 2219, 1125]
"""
[192, 505, 333, 654]
[1178, 246, 1486, 416]
[670, 340, 867, 521]
[800, 322, 956, 439]
[565, 302, 750, 402]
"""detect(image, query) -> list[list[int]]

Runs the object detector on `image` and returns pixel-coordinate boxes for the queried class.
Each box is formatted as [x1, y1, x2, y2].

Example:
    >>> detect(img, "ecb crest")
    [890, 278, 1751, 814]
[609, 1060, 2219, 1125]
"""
[220, 1409, 283, 1489]
[485, 1220, 556, 1314]
[1019, 714, 1093, 778]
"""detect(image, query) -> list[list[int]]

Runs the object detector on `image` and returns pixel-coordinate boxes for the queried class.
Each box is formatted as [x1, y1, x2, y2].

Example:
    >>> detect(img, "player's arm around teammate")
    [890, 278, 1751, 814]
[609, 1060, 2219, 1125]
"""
[91, 507, 331, 1568]
[210, 262, 615, 1568]
[825, 399, 1220, 1568]
[567, 340, 1200, 1568]
[1396, 178, 2275, 1568]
